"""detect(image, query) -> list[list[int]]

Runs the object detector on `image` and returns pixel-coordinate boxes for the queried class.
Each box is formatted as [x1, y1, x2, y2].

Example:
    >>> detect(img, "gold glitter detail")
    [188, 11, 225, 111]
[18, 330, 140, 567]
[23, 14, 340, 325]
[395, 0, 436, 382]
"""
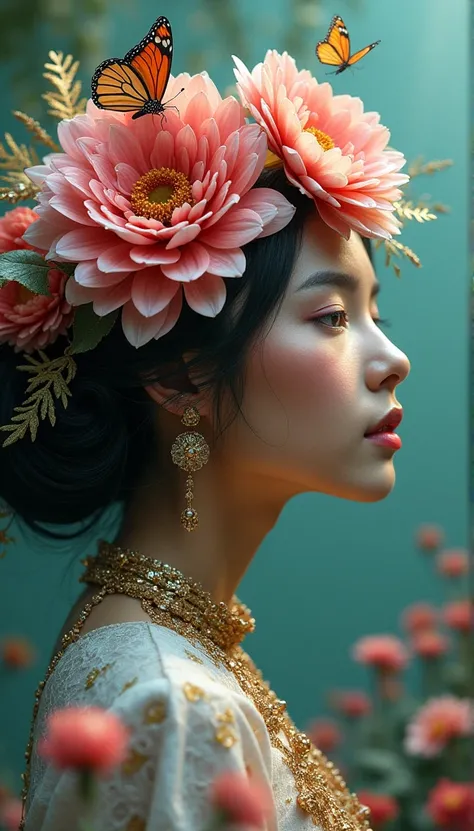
[120, 677, 139, 695]
[122, 749, 150, 776]
[304, 127, 335, 152]
[171, 409, 210, 532]
[185, 649, 204, 665]
[85, 662, 114, 690]
[216, 725, 238, 748]
[18, 542, 373, 831]
[144, 701, 167, 724]
[286, 797, 293, 804]
[130, 168, 194, 224]
[183, 682, 208, 702]
[217, 708, 235, 725]
[181, 406, 200, 427]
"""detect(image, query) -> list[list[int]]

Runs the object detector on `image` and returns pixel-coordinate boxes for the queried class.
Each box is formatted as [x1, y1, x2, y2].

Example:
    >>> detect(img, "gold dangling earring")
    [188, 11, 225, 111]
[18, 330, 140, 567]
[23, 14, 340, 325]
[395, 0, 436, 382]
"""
[171, 406, 210, 532]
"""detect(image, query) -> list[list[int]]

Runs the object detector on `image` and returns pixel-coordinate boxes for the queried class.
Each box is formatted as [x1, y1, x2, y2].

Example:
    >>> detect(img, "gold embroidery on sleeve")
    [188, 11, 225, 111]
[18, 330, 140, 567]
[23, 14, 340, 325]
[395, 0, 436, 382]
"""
[85, 662, 115, 690]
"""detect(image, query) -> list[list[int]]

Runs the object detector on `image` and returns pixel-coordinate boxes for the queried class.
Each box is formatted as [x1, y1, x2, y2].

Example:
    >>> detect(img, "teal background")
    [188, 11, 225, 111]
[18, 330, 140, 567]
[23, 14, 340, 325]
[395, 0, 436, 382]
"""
[0, 0, 469, 797]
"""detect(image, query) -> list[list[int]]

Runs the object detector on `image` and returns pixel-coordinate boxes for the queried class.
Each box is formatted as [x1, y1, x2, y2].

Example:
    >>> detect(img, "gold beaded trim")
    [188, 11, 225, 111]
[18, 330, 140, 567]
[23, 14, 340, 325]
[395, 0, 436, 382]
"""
[19, 542, 372, 831]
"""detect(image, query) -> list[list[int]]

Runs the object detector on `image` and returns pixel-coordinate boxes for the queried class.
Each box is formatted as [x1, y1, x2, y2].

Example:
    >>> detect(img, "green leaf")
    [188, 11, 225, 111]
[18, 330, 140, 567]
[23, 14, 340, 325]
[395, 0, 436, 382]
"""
[0, 249, 51, 295]
[53, 261, 77, 277]
[67, 304, 119, 355]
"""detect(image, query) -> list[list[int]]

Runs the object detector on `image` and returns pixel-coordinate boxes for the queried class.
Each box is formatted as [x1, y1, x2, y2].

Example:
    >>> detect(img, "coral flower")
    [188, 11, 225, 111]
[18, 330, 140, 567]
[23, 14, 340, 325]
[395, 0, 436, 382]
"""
[23, 74, 295, 348]
[405, 696, 474, 757]
[415, 523, 444, 551]
[0, 206, 39, 253]
[0, 797, 23, 831]
[442, 600, 474, 633]
[210, 770, 273, 828]
[437, 548, 469, 578]
[37, 706, 131, 774]
[411, 630, 449, 659]
[401, 602, 438, 635]
[0, 267, 73, 353]
[427, 779, 474, 831]
[357, 792, 399, 830]
[306, 718, 342, 753]
[1, 636, 36, 668]
[331, 690, 372, 719]
[234, 50, 408, 240]
[352, 635, 409, 672]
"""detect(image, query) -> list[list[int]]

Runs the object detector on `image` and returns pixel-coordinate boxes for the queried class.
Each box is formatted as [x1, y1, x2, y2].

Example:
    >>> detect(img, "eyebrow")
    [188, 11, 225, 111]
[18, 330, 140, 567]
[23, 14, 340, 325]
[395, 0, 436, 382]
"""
[296, 270, 381, 299]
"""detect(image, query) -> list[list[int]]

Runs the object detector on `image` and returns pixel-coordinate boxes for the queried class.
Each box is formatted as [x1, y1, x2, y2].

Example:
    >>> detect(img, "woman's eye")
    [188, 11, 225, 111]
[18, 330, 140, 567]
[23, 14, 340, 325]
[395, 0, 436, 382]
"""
[313, 310, 348, 329]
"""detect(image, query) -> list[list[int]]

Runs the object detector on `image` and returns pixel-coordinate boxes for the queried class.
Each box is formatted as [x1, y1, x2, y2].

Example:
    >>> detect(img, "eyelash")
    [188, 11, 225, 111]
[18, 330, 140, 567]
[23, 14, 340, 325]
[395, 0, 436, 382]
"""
[314, 311, 391, 330]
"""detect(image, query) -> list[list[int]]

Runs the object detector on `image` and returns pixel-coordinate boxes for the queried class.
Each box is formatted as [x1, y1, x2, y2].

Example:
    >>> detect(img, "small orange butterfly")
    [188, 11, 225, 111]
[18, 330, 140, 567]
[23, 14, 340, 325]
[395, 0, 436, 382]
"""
[316, 15, 380, 75]
[91, 15, 182, 120]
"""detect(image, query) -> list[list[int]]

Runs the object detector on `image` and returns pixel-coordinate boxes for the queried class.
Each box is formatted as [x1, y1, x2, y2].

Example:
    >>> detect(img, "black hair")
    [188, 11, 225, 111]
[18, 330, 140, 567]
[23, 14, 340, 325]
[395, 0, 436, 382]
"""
[0, 169, 371, 540]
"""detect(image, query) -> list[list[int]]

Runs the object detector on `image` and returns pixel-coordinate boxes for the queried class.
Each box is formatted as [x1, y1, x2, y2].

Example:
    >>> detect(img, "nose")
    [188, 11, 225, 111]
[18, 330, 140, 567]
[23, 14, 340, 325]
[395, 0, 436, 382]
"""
[366, 342, 411, 393]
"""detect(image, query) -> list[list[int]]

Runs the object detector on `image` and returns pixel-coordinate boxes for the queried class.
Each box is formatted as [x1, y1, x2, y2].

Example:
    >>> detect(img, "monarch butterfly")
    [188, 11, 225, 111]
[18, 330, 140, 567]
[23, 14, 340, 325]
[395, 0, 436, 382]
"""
[316, 15, 380, 74]
[91, 15, 181, 120]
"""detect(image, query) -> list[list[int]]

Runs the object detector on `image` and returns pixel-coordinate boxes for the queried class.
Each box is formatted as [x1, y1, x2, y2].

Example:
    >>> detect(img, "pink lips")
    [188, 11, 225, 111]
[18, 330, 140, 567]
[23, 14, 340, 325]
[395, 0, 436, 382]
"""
[364, 407, 403, 451]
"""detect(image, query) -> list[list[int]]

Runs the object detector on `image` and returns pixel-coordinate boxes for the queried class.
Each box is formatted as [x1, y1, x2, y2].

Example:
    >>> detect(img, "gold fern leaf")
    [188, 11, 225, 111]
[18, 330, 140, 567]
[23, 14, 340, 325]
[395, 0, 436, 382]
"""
[0, 351, 77, 448]
[394, 200, 438, 224]
[13, 111, 60, 152]
[0, 133, 41, 203]
[408, 157, 453, 178]
[42, 51, 87, 121]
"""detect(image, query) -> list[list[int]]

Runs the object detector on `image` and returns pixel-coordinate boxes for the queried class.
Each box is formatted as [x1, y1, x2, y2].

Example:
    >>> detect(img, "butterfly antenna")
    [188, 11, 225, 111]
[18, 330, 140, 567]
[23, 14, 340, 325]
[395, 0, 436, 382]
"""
[164, 87, 185, 105]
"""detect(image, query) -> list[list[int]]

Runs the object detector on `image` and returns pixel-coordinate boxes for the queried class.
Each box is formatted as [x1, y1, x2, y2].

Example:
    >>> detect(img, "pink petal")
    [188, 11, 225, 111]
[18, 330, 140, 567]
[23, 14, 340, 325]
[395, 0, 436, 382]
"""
[49, 195, 96, 226]
[98, 243, 144, 272]
[185, 92, 214, 134]
[121, 288, 183, 347]
[129, 245, 181, 266]
[91, 275, 134, 316]
[62, 167, 95, 198]
[65, 279, 96, 306]
[115, 163, 140, 195]
[161, 242, 210, 282]
[108, 124, 147, 172]
[75, 260, 130, 288]
[206, 247, 246, 277]
[150, 131, 176, 170]
[131, 267, 180, 317]
[184, 273, 227, 317]
[55, 227, 110, 260]
[241, 190, 296, 238]
[165, 224, 201, 249]
[199, 208, 263, 249]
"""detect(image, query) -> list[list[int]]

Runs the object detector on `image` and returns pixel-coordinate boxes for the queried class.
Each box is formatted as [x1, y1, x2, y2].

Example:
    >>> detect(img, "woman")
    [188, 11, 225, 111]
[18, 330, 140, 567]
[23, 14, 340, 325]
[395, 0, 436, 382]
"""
[0, 42, 412, 831]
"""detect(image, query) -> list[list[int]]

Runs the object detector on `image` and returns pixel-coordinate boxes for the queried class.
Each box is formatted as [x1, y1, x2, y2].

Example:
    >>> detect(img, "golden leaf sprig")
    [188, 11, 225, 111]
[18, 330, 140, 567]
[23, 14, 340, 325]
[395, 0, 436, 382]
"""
[408, 157, 453, 178]
[0, 134, 40, 203]
[42, 51, 87, 121]
[0, 351, 77, 448]
[12, 110, 59, 152]
[377, 238, 422, 278]
[394, 200, 437, 224]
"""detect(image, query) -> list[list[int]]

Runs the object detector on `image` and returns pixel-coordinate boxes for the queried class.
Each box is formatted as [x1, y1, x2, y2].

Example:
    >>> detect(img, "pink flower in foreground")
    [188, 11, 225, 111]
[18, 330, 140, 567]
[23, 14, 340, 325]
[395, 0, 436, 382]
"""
[0, 796, 23, 831]
[427, 779, 474, 831]
[442, 600, 474, 633]
[0, 267, 73, 353]
[38, 706, 131, 774]
[357, 791, 399, 830]
[306, 718, 342, 752]
[401, 602, 438, 635]
[411, 630, 450, 659]
[352, 635, 409, 673]
[405, 696, 474, 757]
[24, 75, 295, 348]
[437, 548, 469, 578]
[0, 207, 39, 253]
[234, 51, 408, 241]
[210, 770, 273, 828]
[415, 523, 444, 551]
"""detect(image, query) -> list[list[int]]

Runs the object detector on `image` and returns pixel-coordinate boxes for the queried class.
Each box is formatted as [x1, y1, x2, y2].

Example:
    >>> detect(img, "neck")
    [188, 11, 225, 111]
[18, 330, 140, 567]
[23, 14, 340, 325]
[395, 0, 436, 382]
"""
[115, 451, 299, 607]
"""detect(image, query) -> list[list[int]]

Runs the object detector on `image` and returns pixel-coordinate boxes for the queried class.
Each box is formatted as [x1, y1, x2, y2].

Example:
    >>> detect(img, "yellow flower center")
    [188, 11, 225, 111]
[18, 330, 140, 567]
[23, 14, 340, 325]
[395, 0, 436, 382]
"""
[130, 168, 194, 224]
[429, 720, 449, 741]
[443, 793, 463, 810]
[304, 127, 335, 151]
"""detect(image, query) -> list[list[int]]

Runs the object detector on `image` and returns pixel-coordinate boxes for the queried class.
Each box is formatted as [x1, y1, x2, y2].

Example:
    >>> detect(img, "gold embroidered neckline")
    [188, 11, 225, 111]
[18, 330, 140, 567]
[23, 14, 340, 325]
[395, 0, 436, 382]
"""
[81, 540, 256, 652]
[19, 540, 372, 831]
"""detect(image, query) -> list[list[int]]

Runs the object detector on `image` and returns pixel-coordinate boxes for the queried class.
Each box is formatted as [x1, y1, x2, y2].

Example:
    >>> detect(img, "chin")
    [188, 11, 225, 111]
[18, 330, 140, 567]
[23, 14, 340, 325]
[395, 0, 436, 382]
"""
[328, 464, 397, 503]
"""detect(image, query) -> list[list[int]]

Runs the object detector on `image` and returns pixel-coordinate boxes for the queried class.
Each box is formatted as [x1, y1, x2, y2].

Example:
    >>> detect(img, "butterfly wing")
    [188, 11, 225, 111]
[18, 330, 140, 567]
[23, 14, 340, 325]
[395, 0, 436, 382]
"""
[124, 15, 173, 103]
[327, 15, 350, 63]
[315, 42, 344, 67]
[347, 40, 381, 66]
[91, 58, 151, 112]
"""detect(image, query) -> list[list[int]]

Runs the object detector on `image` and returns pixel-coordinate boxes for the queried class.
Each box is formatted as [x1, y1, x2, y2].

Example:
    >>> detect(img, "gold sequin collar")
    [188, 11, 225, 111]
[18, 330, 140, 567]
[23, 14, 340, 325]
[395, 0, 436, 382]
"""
[80, 540, 256, 652]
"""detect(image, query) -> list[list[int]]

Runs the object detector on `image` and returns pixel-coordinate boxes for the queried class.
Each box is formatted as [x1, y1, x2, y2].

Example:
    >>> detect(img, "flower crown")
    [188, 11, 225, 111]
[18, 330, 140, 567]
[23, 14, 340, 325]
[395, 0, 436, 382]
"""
[0, 22, 451, 450]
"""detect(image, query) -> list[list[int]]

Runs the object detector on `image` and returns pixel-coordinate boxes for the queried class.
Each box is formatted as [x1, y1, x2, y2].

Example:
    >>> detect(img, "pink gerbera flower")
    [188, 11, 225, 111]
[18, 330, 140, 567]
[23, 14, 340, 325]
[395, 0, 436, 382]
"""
[405, 696, 474, 757]
[352, 635, 410, 672]
[234, 50, 408, 240]
[23, 73, 295, 348]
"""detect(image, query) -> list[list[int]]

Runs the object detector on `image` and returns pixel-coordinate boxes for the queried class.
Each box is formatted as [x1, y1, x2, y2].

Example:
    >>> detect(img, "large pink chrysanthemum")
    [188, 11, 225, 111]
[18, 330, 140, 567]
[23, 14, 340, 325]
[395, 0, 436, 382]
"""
[234, 51, 409, 240]
[23, 73, 295, 347]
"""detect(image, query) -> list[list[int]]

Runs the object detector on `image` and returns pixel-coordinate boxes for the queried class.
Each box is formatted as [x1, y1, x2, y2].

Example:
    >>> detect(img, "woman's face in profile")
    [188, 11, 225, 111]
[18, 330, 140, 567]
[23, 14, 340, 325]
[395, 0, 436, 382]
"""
[219, 213, 411, 503]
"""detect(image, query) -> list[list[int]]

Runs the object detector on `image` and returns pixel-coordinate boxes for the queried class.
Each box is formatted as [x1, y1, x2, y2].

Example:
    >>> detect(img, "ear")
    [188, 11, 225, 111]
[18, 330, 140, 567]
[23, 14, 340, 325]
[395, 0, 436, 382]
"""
[144, 354, 213, 420]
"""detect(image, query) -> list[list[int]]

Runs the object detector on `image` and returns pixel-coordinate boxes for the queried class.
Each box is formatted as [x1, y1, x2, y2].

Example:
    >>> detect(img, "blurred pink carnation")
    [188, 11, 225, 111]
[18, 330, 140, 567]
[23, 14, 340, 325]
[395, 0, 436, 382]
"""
[437, 548, 469, 578]
[405, 696, 474, 757]
[401, 602, 438, 635]
[234, 50, 408, 240]
[306, 718, 342, 753]
[442, 600, 474, 633]
[411, 630, 450, 659]
[352, 635, 409, 673]
[24, 74, 295, 348]
[415, 523, 444, 551]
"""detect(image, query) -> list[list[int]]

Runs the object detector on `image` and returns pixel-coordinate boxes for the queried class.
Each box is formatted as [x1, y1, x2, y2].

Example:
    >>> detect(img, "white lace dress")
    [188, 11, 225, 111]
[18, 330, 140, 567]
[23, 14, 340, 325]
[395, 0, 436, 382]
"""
[24, 621, 318, 831]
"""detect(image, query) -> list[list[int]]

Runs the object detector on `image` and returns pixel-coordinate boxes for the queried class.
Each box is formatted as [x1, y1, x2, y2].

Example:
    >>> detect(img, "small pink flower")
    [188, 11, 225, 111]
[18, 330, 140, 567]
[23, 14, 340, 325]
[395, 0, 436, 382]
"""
[331, 690, 372, 719]
[38, 706, 131, 774]
[0, 267, 74, 353]
[442, 600, 474, 633]
[411, 630, 450, 659]
[234, 51, 408, 241]
[427, 779, 474, 831]
[352, 635, 409, 673]
[437, 548, 469, 578]
[357, 791, 399, 830]
[24, 77, 295, 348]
[405, 696, 474, 757]
[0, 797, 23, 831]
[0, 207, 39, 253]
[415, 523, 444, 551]
[306, 718, 342, 752]
[1, 636, 36, 668]
[210, 770, 273, 828]
[401, 602, 438, 635]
